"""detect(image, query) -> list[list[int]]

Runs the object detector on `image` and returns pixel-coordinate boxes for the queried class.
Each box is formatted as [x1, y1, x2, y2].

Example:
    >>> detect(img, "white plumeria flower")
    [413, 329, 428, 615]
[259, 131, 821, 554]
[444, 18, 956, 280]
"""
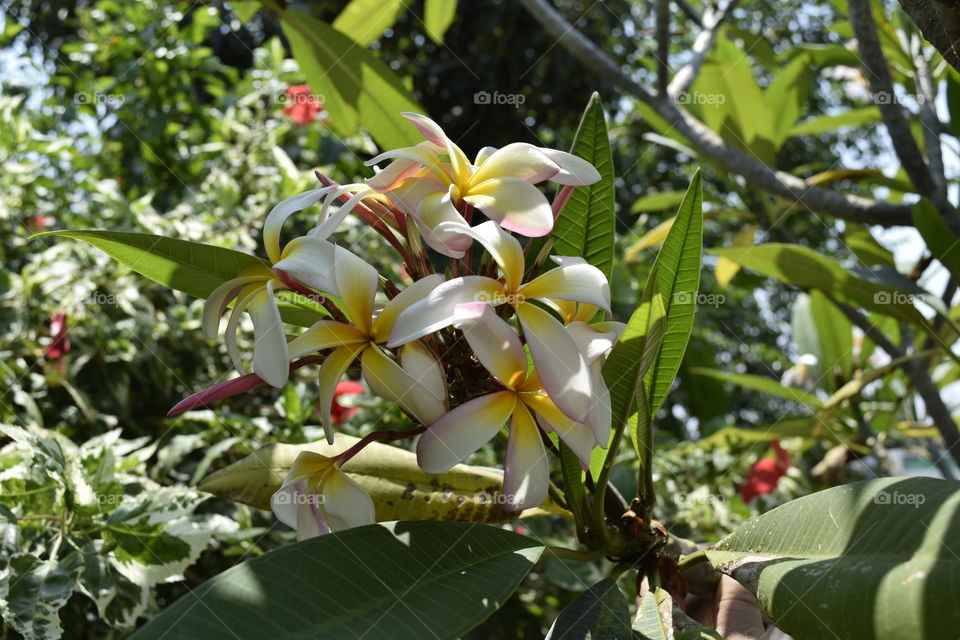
[364, 113, 600, 256]
[271, 451, 374, 540]
[202, 187, 375, 388]
[561, 310, 625, 446]
[418, 303, 601, 511]
[285, 271, 449, 443]
[388, 220, 610, 423]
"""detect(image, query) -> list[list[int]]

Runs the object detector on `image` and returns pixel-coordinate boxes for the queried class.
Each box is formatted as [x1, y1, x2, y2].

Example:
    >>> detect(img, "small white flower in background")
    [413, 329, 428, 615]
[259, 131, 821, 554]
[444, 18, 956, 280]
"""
[271, 451, 374, 540]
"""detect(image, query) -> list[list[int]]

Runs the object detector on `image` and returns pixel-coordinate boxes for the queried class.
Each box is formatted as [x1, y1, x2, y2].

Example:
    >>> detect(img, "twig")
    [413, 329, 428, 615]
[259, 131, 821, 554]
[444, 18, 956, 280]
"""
[668, 0, 741, 98]
[518, 0, 915, 226]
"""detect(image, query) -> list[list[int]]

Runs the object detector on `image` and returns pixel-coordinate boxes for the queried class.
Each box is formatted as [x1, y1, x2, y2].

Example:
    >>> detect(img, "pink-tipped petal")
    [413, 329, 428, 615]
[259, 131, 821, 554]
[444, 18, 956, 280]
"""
[536, 148, 601, 186]
[502, 403, 549, 511]
[417, 391, 516, 472]
[297, 493, 332, 540]
[387, 276, 503, 347]
[468, 142, 560, 187]
[515, 303, 592, 423]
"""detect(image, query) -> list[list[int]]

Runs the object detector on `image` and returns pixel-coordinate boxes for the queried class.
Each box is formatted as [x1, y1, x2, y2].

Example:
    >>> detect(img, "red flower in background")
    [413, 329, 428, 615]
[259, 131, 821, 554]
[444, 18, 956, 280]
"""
[46, 311, 70, 361]
[328, 381, 364, 424]
[25, 215, 55, 234]
[283, 84, 324, 126]
[741, 441, 791, 503]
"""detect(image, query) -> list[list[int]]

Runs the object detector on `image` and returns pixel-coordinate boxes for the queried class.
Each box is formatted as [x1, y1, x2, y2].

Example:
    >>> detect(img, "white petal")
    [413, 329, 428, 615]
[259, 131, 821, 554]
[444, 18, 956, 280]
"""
[452, 302, 526, 388]
[202, 275, 265, 339]
[564, 321, 621, 364]
[274, 236, 339, 294]
[372, 274, 445, 342]
[361, 346, 447, 425]
[468, 142, 560, 187]
[263, 188, 333, 263]
[333, 248, 379, 334]
[415, 186, 473, 258]
[587, 361, 612, 446]
[224, 283, 262, 373]
[318, 345, 366, 443]
[502, 403, 549, 511]
[518, 260, 611, 313]
[417, 392, 515, 472]
[287, 321, 367, 359]
[462, 177, 553, 237]
[536, 148, 601, 186]
[523, 392, 597, 468]
[249, 282, 289, 388]
[387, 276, 503, 347]
[516, 303, 592, 422]
[433, 220, 525, 291]
[400, 341, 448, 410]
[296, 493, 331, 540]
[321, 467, 376, 531]
[382, 172, 447, 216]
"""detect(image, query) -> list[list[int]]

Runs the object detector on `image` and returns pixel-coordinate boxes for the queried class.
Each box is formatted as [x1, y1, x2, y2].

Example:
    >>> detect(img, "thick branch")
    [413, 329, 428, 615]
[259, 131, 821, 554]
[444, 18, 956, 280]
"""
[518, 0, 914, 227]
[898, 0, 960, 73]
[668, 0, 741, 98]
[836, 303, 960, 467]
[655, 0, 670, 93]
[848, 0, 941, 206]
[913, 47, 947, 202]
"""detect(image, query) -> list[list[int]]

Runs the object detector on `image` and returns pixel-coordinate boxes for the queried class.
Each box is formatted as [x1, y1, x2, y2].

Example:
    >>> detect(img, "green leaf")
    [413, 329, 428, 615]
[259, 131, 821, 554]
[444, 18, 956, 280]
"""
[687, 368, 823, 407]
[707, 243, 928, 326]
[36, 230, 326, 327]
[789, 106, 881, 137]
[199, 434, 567, 522]
[35, 230, 261, 298]
[765, 54, 811, 148]
[810, 289, 853, 385]
[230, 1, 260, 23]
[131, 521, 544, 640]
[844, 223, 894, 266]
[0, 552, 83, 640]
[630, 191, 686, 214]
[424, 0, 458, 43]
[278, 7, 425, 149]
[643, 171, 704, 415]
[913, 199, 960, 282]
[546, 579, 632, 639]
[633, 588, 722, 640]
[332, 0, 404, 47]
[708, 477, 960, 640]
[549, 92, 616, 280]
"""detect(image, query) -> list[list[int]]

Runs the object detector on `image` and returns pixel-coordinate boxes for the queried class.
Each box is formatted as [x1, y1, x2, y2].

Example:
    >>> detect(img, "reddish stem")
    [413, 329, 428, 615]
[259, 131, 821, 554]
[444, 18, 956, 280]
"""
[274, 269, 347, 323]
[337, 425, 427, 465]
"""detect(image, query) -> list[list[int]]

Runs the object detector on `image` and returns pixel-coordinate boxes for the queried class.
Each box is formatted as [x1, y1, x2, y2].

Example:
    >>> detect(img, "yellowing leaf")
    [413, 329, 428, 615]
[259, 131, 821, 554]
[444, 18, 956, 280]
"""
[715, 224, 758, 290]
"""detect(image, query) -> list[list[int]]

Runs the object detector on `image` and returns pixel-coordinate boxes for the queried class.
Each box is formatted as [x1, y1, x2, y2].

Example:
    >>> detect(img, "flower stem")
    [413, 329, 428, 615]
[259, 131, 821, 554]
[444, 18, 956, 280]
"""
[336, 426, 427, 466]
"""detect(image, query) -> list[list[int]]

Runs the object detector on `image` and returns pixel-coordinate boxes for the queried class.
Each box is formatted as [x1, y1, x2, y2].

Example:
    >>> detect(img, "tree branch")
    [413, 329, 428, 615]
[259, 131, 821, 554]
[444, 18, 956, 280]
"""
[848, 0, 944, 209]
[655, 0, 670, 93]
[668, 0, 740, 99]
[913, 45, 947, 202]
[898, 0, 960, 73]
[835, 302, 960, 467]
[518, 0, 914, 227]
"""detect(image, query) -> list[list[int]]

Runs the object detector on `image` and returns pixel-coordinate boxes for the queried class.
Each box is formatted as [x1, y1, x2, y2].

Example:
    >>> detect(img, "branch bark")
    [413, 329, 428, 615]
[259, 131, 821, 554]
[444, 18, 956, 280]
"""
[836, 303, 960, 467]
[518, 0, 914, 227]
[668, 0, 740, 99]
[898, 0, 960, 73]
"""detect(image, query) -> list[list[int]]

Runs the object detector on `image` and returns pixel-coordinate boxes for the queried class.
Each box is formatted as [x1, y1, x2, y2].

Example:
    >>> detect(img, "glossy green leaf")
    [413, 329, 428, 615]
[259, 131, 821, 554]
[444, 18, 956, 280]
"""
[913, 199, 960, 282]
[630, 191, 686, 214]
[789, 106, 881, 137]
[708, 477, 960, 640]
[332, 0, 404, 47]
[278, 7, 424, 149]
[810, 289, 853, 385]
[549, 93, 616, 280]
[546, 579, 632, 639]
[643, 170, 704, 414]
[0, 552, 83, 640]
[687, 368, 823, 407]
[424, 0, 458, 43]
[35, 230, 326, 327]
[199, 434, 567, 523]
[130, 521, 544, 640]
[633, 588, 721, 640]
[708, 243, 928, 326]
[844, 223, 894, 266]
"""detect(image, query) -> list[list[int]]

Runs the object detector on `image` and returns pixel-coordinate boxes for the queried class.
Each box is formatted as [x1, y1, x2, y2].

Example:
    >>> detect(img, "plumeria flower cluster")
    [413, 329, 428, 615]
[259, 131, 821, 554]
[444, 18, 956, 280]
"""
[176, 113, 624, 540]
